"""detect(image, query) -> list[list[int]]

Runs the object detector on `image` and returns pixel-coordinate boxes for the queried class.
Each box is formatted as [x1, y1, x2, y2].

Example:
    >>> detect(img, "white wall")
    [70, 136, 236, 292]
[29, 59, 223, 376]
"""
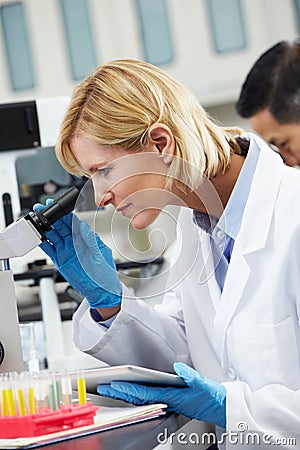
[0, 0, 299, 108]
[207, 101, 250, 130]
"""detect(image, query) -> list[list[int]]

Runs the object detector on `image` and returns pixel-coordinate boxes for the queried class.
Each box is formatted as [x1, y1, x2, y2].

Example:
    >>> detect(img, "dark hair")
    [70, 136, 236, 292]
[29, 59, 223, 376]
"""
[236, 39, 300, 123]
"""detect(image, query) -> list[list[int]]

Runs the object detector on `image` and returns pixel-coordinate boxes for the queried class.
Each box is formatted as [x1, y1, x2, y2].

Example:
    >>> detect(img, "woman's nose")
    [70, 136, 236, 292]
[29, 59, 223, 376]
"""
[96, 191, 114, 207]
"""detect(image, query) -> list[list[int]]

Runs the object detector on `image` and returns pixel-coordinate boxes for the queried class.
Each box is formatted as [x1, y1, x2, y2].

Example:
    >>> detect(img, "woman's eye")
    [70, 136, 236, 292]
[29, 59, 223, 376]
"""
[97, 167, 111, 177]
[278, 141, 288, 148]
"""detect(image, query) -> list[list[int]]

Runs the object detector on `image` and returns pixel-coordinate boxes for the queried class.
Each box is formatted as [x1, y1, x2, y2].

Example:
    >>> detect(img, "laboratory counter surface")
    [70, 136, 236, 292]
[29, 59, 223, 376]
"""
[26, 412, 190, 450]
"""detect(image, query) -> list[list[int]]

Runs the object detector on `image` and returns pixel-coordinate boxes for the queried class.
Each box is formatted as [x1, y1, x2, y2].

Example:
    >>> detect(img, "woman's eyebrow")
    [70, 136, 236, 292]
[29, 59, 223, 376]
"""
[88, 160, 108, 172]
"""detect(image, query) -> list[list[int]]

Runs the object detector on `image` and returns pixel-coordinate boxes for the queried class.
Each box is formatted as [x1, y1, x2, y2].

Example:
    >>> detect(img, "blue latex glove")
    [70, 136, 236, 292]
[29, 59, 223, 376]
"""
[97, 362, 226, 428]
[33, 200, 122, 308]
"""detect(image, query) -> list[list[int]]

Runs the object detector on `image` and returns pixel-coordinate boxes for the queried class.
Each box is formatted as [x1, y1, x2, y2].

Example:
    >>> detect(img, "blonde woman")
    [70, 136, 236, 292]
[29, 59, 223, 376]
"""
[36, 59, 300, 445]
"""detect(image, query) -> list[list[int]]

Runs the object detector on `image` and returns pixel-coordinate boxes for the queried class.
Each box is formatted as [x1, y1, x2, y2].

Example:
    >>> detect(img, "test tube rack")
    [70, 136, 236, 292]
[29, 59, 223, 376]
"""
[0, 369, 98, 438]
[0, 402, 98, 438]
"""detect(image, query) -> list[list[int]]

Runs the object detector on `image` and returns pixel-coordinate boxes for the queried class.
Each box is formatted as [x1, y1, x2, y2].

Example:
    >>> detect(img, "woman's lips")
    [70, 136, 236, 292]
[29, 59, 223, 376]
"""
[117, 203, 132, 215]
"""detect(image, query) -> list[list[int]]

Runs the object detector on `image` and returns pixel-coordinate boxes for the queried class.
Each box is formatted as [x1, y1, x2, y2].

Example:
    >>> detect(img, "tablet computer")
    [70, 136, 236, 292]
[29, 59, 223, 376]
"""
[70, 365, 185, 393]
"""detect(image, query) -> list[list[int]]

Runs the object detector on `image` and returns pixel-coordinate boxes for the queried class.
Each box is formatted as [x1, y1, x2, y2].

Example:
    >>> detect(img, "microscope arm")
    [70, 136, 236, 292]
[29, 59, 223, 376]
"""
[0, 187, 79, 373]
[0, 218, 44, 372]
[0, 270, 24, 372]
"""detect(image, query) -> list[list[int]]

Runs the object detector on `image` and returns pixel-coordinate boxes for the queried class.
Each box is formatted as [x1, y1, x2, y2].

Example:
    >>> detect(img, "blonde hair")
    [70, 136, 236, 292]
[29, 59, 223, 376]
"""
[56, 59, 243, 191]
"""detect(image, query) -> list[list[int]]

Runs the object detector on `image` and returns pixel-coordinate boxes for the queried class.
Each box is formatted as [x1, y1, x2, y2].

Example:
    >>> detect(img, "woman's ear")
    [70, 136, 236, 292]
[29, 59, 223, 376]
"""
[148, 123, 175, 164]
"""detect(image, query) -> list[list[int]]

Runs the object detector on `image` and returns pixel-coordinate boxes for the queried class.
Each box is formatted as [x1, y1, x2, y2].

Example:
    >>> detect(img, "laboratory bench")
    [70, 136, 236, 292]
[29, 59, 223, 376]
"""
[22, 393, 218, 450]
[32, 411, 189, 450]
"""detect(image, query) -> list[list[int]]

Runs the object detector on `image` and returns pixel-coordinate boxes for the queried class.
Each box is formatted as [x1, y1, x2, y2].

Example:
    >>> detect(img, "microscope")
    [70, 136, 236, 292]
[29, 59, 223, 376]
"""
[0, 186, 79, 373]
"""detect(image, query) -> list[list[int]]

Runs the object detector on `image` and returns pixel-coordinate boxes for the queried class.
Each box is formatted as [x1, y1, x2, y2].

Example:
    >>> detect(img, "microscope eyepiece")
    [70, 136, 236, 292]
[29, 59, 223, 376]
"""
[26, 186, 79, 237]
[42, 186, 79, 225]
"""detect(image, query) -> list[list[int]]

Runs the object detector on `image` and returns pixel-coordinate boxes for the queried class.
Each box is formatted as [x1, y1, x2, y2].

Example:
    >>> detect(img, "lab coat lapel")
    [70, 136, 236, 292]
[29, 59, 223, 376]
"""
[214, 249, 250, 360]
[213, 134, 285, 361]
[198, 235, 221, 311]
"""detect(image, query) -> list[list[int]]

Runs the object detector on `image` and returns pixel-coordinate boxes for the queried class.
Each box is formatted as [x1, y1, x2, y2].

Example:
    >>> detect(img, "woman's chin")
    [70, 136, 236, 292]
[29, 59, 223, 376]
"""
[129, 209, 161, 230]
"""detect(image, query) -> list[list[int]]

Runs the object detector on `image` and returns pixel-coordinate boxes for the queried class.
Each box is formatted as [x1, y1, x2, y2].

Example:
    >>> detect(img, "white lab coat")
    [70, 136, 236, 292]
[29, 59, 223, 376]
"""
[73, 133, 300, 448]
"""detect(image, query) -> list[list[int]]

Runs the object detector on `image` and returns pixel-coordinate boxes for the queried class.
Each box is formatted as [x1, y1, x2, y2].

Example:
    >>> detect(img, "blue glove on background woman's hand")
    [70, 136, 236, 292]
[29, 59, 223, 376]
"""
[97, 362, 226, 428]
[34, 200, 122, 308]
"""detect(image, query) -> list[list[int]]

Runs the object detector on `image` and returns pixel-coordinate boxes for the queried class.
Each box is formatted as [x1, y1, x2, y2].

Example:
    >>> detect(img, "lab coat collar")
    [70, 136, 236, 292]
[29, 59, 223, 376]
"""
[216, 137, 259, 241]
[213, 133, 285, 363]
[235, 132, 284, 255]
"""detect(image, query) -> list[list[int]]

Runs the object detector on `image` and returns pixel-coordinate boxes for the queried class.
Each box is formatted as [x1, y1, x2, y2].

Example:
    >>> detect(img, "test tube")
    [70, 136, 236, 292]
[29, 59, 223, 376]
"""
[21, 371, 36, 415]
[28, 386, 36, 414]
[55, 375, 62, 407]
[61, 374, 72, 406]
[77, 372, 87, 405]
[48, 374, 58, 411]
[6, 387, 16, 416]
[16, 388, 26, 416]
[14, 372, 28, 416]
[34, 375, 49, 413]
[0, 377, 8, 417]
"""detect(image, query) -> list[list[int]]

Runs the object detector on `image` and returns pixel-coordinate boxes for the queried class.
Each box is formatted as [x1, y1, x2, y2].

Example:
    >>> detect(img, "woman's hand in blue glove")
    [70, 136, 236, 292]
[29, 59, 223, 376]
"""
[34, 200, 122, 308]
[97, 362, 226, 428]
